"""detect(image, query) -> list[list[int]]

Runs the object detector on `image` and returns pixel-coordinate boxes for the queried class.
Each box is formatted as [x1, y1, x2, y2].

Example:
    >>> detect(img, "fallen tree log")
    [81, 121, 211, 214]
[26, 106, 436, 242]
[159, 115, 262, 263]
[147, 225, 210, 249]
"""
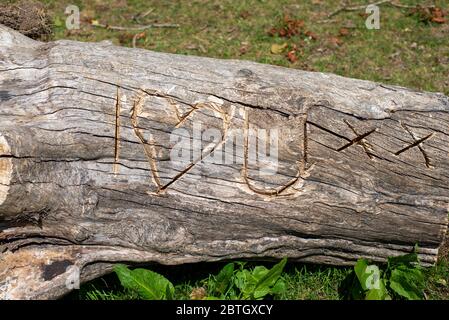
[0, 24, 448, 299]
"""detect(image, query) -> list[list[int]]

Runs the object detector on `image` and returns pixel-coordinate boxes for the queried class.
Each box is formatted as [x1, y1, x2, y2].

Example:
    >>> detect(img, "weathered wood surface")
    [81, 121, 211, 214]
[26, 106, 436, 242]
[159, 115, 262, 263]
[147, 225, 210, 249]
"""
[0, 24, 448, 299]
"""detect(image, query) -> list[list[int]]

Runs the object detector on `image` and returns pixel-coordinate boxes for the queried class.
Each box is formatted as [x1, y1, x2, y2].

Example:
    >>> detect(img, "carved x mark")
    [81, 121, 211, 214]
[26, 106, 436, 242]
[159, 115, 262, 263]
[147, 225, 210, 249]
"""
[337, 120, 377, 159]
[336, 120, 377, 156]
[395, 123, 433, 168]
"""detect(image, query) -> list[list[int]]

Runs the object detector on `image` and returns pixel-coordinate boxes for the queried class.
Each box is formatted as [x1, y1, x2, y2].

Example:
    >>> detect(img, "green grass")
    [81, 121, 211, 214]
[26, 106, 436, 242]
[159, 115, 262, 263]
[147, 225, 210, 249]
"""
[65, 255, 448, 300]
[41, 0, 449, 95]
[66, 262, 352, 300]
[21, 0, 449, 300]
[276, 265, 351, 300]
[425, 259, 449, 300]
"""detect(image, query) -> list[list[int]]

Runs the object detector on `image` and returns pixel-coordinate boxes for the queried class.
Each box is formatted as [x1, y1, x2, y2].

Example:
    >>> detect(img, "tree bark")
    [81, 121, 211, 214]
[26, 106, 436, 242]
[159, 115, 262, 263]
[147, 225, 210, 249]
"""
[0, 25, 448, 299]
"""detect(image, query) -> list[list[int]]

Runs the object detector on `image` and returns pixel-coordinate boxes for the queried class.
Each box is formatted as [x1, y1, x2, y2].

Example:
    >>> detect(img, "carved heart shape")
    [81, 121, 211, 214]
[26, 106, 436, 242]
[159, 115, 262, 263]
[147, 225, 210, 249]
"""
[129, 89, 231, 194]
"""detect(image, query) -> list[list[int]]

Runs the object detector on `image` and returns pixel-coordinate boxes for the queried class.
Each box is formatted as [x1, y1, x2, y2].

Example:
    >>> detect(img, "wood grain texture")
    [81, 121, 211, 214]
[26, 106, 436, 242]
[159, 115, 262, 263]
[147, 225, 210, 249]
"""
[0, 25, 447, 299]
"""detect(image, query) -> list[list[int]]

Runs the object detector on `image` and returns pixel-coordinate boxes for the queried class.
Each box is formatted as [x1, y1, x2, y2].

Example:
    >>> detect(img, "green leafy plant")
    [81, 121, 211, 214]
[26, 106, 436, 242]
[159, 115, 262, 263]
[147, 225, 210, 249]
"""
[341, 246, 425, 300]
[114, 264, 175, 300]
[206, 258, 287, 300]
[112, 259, 288, 300]
[207, 262, 236, 299]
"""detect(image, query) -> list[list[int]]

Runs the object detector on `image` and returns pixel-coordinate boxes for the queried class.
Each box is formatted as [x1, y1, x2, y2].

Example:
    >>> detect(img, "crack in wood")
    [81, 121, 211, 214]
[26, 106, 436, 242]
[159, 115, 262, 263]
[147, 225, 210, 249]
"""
[113, 87, 121, 175]
[396, 122, 434, 168]
[303, 116, 309, 165]
[306, 121, 351, 142]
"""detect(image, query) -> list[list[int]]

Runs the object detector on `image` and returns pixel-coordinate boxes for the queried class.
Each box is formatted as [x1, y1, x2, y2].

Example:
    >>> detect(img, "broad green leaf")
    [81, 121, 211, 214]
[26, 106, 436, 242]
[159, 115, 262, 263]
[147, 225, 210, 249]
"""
[252, 266, 269, 281]
[365, 289, 384, 300]
[389, 266, 424, 300]
[234, 270, 250, 291]
[271, 279, 286, 295]
[339, 271, 364, 300]
[253, 287, 271, 300]
[227, 288, 239, 300]
[114, 264, 174, 300]
[213, 263, 234, 296]
[354, 259, 369, 290]
[388, 245, 420, 269]
[348, 273, 365, 300]
[365, 279, 390, 300]
[209, 259, 288, 300]
[165, 281, 174, 300]
[354, 259, 381, 291]
[365, 289, 391, 300]
[252, 258, 287, 298]
[388, 252, 418, 269]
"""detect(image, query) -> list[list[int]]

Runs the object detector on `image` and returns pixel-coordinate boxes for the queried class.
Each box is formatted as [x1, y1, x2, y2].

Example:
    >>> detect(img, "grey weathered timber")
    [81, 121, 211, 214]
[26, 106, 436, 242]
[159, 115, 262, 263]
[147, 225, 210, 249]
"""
[0, 24, 448, 299]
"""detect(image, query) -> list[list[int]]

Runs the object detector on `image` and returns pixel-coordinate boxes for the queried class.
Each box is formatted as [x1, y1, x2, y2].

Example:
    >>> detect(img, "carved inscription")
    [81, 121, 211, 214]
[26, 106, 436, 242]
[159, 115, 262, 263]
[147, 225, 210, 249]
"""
[338, 120, 377, 159]
[395, 122, 433, 168]
[113, 89, 436, 197]
[241, 108, 312, 197]
[128, 89, 232, 194]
